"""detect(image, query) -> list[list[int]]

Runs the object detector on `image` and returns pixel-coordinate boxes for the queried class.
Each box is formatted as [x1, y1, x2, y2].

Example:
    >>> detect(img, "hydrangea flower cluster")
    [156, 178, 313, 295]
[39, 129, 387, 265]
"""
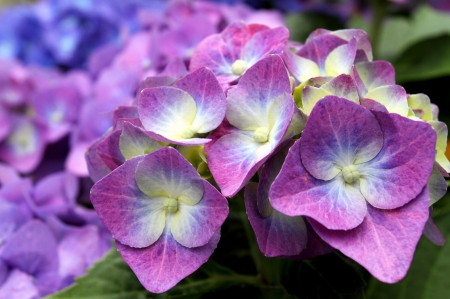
[0, 0, 288, 298]
[87, 18, 449, 294]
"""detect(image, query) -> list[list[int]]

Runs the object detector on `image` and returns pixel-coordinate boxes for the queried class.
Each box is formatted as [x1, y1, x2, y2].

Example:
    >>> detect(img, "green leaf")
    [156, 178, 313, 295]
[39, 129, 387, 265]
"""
[349, 5, 450, 62]
[365, 193, 450, 299]
[44, 247, 148, 299]
[392, 35, 450, 83]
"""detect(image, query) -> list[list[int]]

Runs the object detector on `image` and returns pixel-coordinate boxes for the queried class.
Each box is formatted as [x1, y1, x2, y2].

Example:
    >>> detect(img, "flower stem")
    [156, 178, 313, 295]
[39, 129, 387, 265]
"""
[236, 194, 262, 273]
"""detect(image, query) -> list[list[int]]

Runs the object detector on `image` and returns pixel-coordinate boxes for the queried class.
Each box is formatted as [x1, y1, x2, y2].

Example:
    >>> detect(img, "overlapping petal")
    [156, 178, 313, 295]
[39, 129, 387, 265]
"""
[207, 133, 262, 197]
[119, 121, 162, 160]
[117, 229, 220, 294]
[246, 183, 307, 257]
[190, 21, 288, 83]
[138, 87, 199, 143]
[301, 75, 359, 115]
[309, 187, 430, 283]
[359, 111, 436, 209]
[138, 68, 225, 145]
[364, 85, 409, 116]
[173, 67, 226, 133]
[430, 120, 450, 172]
[171, 181, 228, 248]
[269, 139, 367, 230]
[208, 55, 294, 197]
[226, 55, 292, 130]
[135, 148, 204, 205]
[300, 96, 383, 180]
[352, 61, 396, 97]
[90, 156, 166, 248]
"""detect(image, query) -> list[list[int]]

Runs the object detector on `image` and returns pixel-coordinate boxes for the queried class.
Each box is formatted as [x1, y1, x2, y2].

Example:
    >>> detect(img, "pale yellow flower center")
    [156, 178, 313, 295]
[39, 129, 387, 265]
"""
[231, 59, 247, 76]
[253, 127, 269, 143]
[341, 165, 360, 184]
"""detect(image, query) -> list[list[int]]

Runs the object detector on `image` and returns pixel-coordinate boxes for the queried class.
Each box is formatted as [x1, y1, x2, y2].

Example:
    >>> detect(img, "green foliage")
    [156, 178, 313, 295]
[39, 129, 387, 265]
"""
[392, 35, 450, 83]
[349, 5, 450, 83]
[365, 193, 450, 299]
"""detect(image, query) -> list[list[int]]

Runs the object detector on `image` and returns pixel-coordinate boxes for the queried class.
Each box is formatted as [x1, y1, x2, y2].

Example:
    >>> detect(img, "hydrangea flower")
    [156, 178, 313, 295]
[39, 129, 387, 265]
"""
[0, 219, 61, 297]
[138, 67, 226, 145]
[270, 96, 436, 282]
[283, 29, 372, 83]
[244, 140, 334, 259]
[207, 54, 294, 197]
[0, 115, 46, 174]
[190, 21, 289, 86]
[90, 147, 228, 293]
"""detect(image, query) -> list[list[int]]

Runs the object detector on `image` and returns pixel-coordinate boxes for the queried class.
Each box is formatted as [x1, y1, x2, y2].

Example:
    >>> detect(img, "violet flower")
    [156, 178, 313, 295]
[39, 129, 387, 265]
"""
[270, 96, 436, 282]
[90, 147, 228, 293]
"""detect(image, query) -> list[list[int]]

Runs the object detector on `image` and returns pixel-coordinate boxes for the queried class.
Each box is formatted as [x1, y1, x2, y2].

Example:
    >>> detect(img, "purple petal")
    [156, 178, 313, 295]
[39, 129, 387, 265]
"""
[0, 116, 46, 174]
[97, 129, 125, 171]
[138, 86, 211, 145]
[90, 156, 166, 248]
[364, 85, 409, 116]
[170, 180, 228, 248]
[352, 61, 396, 97]
[207, 133, 261, 197]
[135, 147, 204, 206]
[245, 183, 307, 257]
[0, 107, 11, 142]
[257, 141, 294, 217]
[288, 219, 335, 260]
[297, 34, 347, 72]
[241, 26, 289, 65]
[138, 76, 177, 93]
[0, 200, 26, 244]
[0, 259, 7, 286]
[359, 111, 436, 209]
[29, 171, 78, 218]
[190, 33, 235, 78]
[282, 48, 320, 83]
[0, 178, 34, 220]
[190, 21, 248, 76]
[58, 225, 105, 280]
[0, 269, 39, 299]
[66, 142, 92, 177]
[324, 38, 357, 76]
[330, 29, 373, 62]
[30, 83, 82, 142]
[119, 121, 162, 160]
[309, 187, 430, 283]
[300, 96, 383, 180]
[0, 162, 20, 185]
[159, 57, 189, 78]
[301, 74, 359, 115]
[270, 139, 367, 230]
[359, 98, 389, 113]
[1, 219, 58, 276]
[423, 214, 445, 246]
[112, 106, 139, 125]
[173, 67, 226, 133]
[116, 229, 220, 294]
[226, 55, 292, 131]
[86, 130, 113, 183]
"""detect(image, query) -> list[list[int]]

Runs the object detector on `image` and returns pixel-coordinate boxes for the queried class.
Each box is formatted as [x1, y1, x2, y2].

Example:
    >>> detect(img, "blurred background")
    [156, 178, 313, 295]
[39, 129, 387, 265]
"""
[0, 0, 449, 298]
